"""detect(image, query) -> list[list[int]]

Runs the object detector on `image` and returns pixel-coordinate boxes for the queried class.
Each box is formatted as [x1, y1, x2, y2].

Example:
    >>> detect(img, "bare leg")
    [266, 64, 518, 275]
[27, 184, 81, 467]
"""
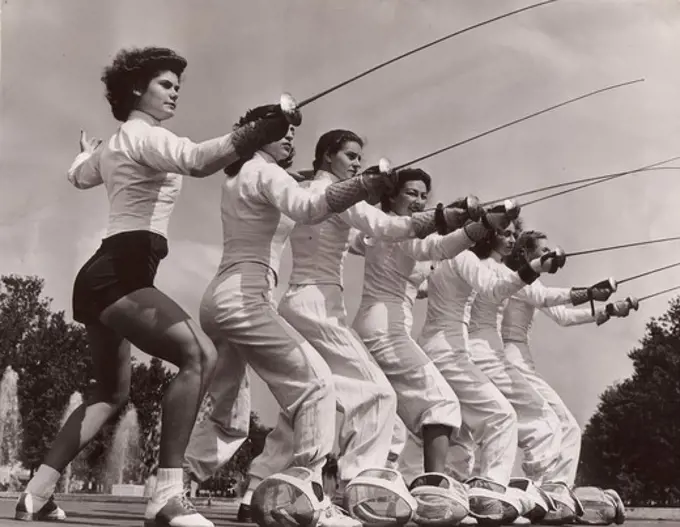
[96, 288, 217, 526]
[16, 325, 131, 521]
[24, 287, 217, 480]
[44, 324, 130, 471]
[19, 287, 217, 525]
[100, 288, 217, 468]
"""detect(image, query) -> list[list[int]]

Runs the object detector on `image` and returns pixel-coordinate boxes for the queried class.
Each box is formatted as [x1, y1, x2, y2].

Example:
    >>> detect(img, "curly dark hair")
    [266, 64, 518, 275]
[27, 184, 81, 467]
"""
[101, 47, 187, 122]
[313, 129, 364, 172]
[224, 106, 296, 177]
[232, 105, 282, 131]
[380, 168, 432, 212]
[469, 205, 524, 259]
[504, 229, 547, 270]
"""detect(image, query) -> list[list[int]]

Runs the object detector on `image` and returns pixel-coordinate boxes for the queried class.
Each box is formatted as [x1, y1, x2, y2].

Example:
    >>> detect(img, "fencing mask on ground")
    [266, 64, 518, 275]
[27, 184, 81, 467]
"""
[408, 472, 470, 526]
[251, 467, 325, 527]
[573, 486, 624, 526]
[344, 468, 417, 526]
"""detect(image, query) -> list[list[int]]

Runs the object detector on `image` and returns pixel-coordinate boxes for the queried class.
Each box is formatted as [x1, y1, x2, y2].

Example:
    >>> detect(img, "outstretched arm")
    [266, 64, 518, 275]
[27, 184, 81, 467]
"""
[456, 251, 539, 303]
[130, 124, 240, 178]
[539, 304, 598, 327]
[515, 280, 572, 308]
[340, 201, 415, 241]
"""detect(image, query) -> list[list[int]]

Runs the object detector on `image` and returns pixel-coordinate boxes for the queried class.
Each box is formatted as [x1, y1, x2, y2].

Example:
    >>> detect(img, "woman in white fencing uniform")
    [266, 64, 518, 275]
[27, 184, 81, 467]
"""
[501, 230, 632, 524]
[242, 132, 407, 507]
[15, 47, 294, 527]
[417, 208, 567, 523]
[350, 172, 523, 515]
[464, 222, 566, 488]
[181, 147, 311, 506]
[239, 132, 496, 517]
[183, 111, 403, 527]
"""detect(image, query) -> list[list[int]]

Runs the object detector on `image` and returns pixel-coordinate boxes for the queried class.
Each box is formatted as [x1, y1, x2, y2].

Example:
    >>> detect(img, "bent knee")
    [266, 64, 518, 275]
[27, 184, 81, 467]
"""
[495, 400, 518, 427]
[180, 334, 218, 373]
[306, 367, 335, 401]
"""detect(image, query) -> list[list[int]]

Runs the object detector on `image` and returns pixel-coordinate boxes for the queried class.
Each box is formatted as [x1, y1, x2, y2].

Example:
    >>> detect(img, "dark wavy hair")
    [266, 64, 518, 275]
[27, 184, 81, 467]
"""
[504, 229, 547, 270]
[224, 107, 296, 177]
[101, 47, 187, 122]
[380, 168, 432, 212]
[469, 205, 524, 260]
[313, 130, 364, 172]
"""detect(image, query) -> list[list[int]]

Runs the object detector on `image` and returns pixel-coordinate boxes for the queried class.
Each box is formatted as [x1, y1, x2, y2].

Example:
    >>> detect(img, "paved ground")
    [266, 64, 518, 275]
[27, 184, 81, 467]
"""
[0, 499, 242, 526]
[1, 499, 680, 527]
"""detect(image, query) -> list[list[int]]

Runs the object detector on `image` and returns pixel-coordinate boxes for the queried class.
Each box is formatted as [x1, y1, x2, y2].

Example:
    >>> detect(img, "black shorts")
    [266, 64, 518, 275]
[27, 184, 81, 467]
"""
[72, 230, 169, 325]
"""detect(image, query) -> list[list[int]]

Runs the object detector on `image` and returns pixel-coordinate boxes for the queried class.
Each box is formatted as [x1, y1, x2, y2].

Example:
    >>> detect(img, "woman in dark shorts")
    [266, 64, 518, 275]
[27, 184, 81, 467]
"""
[14, 46, 295, 527]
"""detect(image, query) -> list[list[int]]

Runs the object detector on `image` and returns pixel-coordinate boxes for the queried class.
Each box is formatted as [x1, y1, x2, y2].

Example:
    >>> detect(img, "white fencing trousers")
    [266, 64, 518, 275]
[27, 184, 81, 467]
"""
[396, 421, 478, 485]
[418, 333, 518, 486]
[504, 341, 581, 486]
[249, 284, 397, 482]
[184, 341, 252, 482]
[467, 337, 562, 484]
[386, 417, 408, 470]
[353, 302, 462, 442]
[187, 263, 336, 483]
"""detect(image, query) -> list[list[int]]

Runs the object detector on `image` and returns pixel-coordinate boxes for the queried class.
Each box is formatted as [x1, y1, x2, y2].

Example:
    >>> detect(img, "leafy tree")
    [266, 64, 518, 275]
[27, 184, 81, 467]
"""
[0, 275, 52, 364]
[579, 296, 680, 506]
[0, 275, 92, 474]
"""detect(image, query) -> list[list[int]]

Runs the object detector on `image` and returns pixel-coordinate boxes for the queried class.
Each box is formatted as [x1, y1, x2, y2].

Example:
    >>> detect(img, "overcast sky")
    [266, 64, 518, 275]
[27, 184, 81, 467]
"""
[2, 0, 680, 436]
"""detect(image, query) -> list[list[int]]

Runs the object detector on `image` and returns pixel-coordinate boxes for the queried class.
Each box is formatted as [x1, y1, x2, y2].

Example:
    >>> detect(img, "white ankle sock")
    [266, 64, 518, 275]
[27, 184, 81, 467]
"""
[25, 465, 61, 500]
[242, 476, 262, 506]
[145, 468, 184, 519]
[241, 489, 254, 506]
